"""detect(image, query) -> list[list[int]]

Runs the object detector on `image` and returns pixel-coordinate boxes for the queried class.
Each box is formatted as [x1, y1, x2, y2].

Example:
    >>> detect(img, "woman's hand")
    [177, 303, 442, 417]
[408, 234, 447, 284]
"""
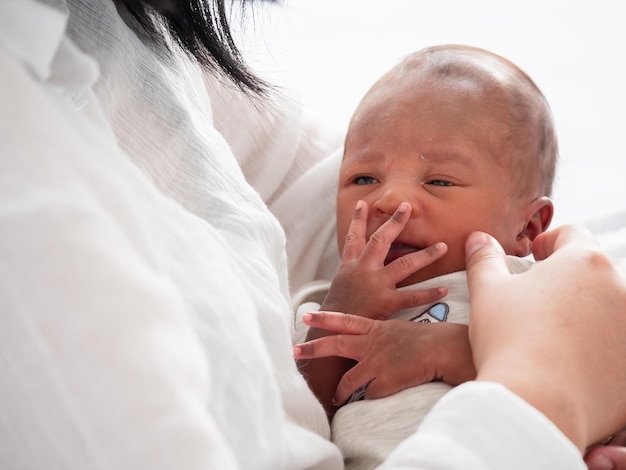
[295, 313, 474, 405]
[465, 226, 626, 452]
[321, 201, 447, 319]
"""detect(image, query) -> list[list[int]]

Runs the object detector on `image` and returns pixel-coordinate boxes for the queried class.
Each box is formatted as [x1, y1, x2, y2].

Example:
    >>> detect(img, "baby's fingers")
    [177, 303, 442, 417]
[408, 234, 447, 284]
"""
[300, 311, 374, 336]
[341, 200, 368, 260]
[394, 285, 448, 313]
[293, 334, 366, 362]
[293, 313, 375, 360]
[386, 242, 448, 285]
[334, 363, 375, 406]
[361, 202, 412, 262]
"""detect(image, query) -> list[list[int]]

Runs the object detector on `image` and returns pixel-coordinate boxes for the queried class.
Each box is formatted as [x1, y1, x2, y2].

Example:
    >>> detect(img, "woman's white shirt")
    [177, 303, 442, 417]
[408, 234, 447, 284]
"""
[1, 1, 338, 468]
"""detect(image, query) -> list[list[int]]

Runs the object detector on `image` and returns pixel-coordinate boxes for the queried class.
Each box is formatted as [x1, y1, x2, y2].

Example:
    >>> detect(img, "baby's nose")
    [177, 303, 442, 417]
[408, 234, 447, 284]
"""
[372, 184, 419, 218]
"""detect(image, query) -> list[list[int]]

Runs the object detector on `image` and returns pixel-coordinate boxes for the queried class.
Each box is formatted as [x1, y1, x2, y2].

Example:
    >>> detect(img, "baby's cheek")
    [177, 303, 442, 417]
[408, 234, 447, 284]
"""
[438, 245, 467, 274]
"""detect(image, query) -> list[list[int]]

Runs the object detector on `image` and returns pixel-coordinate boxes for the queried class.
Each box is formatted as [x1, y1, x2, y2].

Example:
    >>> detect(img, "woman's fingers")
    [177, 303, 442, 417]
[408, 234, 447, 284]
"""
[464, 232, 510, 330]
[465, 232, 509, 285]
[466, 227, 626, 450]
[532, 224, 599, 261]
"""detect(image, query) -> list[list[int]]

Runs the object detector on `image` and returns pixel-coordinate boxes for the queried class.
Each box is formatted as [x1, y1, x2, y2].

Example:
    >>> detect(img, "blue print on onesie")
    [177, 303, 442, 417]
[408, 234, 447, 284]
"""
[410, 302, 449, 323]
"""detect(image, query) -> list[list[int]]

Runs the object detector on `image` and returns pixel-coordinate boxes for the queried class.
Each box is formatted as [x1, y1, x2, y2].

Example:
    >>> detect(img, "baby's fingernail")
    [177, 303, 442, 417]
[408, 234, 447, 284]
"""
[293, 346, 302, 358]
[423, 242, 447, 257]
[397, 202, 410, 213]
[587, 455, 614, 470]
[354, 200, 364, 215]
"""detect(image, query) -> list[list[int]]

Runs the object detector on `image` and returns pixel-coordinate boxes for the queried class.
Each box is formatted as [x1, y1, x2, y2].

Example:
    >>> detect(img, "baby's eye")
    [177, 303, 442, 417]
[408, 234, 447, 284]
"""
[353, 176, 378, 185]
[428, 179, 453, 187]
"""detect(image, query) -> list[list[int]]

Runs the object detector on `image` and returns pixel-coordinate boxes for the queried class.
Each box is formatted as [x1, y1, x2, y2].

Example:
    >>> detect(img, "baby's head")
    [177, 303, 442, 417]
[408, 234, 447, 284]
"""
[337, 44, 558, 285]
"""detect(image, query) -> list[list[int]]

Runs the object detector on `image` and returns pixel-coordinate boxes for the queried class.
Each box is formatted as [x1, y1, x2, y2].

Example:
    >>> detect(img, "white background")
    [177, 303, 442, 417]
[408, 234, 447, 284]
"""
[240, 0, 626, 252]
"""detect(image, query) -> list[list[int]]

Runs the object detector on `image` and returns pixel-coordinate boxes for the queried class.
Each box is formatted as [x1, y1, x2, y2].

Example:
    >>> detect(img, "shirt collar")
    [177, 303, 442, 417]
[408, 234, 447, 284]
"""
[0, 0, 69, 80]
[0, 0, 99, 110]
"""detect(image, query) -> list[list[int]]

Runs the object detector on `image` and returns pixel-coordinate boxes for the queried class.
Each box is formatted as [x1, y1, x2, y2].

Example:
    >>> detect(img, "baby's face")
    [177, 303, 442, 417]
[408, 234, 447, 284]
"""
[337, 77, 534, 286]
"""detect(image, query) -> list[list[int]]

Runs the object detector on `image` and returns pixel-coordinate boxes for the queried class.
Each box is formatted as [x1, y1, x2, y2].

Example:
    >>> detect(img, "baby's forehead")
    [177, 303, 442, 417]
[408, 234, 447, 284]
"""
[367, 51, 540, 140]
[355, 69, 518, 145]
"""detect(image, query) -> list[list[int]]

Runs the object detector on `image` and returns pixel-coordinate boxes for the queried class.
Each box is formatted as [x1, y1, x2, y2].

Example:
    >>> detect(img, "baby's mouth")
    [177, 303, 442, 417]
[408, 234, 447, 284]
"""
[384, 243, 422, 265]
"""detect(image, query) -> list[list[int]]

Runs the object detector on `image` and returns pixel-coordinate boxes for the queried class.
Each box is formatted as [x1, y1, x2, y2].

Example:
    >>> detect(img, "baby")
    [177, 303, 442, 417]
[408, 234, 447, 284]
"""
[295, 44, 558, 469]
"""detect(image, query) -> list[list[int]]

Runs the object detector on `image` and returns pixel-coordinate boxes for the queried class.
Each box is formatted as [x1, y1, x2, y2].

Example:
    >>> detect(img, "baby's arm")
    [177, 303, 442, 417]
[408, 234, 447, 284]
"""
[296, 313, 475, 405]
[297, 201, 449, 418]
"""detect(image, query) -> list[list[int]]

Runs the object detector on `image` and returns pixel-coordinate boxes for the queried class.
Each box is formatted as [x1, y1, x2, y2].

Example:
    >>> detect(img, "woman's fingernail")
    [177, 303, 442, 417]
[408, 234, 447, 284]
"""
[465, 232, 490, 258]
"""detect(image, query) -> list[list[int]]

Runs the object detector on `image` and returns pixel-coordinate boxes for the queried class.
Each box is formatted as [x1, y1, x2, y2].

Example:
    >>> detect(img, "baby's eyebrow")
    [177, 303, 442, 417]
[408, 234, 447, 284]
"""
[339, 152, 383, 174]
[343, 150, 384, 164]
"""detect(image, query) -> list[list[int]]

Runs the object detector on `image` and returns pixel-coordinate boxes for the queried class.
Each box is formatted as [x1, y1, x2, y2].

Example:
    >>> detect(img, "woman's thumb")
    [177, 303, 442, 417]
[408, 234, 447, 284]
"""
[465, 232, 509, 295]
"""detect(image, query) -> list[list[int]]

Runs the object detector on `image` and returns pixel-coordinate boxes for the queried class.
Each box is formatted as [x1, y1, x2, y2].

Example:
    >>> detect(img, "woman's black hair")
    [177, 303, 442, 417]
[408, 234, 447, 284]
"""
[112, 0, 275, 96]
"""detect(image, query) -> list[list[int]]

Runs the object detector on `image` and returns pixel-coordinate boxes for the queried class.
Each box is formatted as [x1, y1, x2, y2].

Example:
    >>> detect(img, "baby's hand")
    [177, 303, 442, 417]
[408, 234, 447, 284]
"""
[322, 201, 447, 319]
[294, 312, 475, 405]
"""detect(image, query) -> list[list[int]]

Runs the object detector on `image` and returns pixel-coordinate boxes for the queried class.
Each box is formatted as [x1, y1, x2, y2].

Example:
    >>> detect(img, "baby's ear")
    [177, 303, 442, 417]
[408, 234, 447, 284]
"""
[515, 197, 554, 255]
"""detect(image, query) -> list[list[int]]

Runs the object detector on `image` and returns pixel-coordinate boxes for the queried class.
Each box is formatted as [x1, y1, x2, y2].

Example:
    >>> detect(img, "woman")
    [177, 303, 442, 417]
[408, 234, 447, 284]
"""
[1, 0, 625, 468]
